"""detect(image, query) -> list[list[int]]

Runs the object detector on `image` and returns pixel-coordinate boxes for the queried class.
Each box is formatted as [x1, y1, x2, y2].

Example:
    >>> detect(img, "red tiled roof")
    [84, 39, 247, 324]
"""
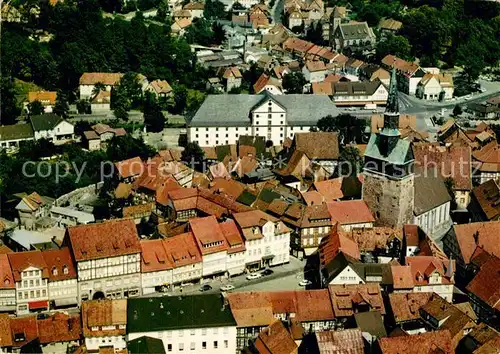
[466, 255, 500, 310]
[220, 220, 246, 254]
[470, 179, 500, 221]
[406, 256, 453, 286]
[114, 156, 144, 179]
[254, 320, 298, 354]
[162, 232, 202, 267]
[315, 329, 364, 354]
[149, 79, 172, 94]
[66, 219, 141, 262]
[473, 141, 500, 172]
[41, 248, 77, 281]
[453, 220, 500, 263]
[233, 210, 278, 229]
[378, 330, 453, 354]
[82, 300, 127, 338]
[349, 227, 402, 252]
[37, 312, 81, 344]
[156, 177, 182, 206]
[388, 292, 433, 323]
[327, 200, 375, 225]
[0, 254, 14, 289]
[140, 239, 173, 273]
[319, 225, 361, 266]
[328, 284, 385, 317]
[312, 177, 344, 201]
[391, 265, 414, 290]
[0, 314, 12, 347]
[7, 250, 49, 282]
[9, 316, 38, 348]
[226, 292, 274, 327]
[294, 132, 340, 160]
[209, 178, 245, 199]
[28, 91, 57, 105]
[79, 72, 123, 85]
[312, 82, 333, 95]
[253, 73, 281, 94]
[189, 216, 228, 254]
[413, 143, 472, 191]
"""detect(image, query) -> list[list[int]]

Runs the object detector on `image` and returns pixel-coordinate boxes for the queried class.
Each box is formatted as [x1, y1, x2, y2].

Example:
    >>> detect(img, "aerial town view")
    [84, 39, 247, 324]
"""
[0, 0, 499, 352]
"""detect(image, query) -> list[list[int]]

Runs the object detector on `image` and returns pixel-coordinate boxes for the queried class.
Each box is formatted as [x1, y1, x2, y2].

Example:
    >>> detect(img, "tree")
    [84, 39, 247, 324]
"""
[181, 141, 205, 171]
[0, 78, 21, 125]
[117, 72, 143, 108]
[185, 18, 216, 46]
[106, 135, 155, 161]
[172, 85, 188, 114]
[376, 33, 412, 62]
[92, 82, 106, 97]
[317, 114, 367, 144]
[282, 72, 307, 94]
[76, 99, 92, 114]
[204, 0, 226, 19]
[111, 86, 131, 120]
[453, 104, 462, 117]
[143, 92, 165, 132]
[53, 90, 70, 118]
[27, 100, 45, 116]
[336, 146, 362, 177]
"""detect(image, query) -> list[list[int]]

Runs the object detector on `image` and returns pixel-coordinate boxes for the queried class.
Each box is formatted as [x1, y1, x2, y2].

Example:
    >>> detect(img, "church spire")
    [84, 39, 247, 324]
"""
[386, 68, 399, 114]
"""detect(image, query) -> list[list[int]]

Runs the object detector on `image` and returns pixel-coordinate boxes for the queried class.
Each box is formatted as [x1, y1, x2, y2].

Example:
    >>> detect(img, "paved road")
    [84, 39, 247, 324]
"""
[68, 111, 144, 123]
[141, 257, 306, 298]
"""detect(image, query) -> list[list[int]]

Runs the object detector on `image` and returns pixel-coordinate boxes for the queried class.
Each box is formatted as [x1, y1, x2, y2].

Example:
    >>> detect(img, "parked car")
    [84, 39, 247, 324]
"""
[199, 284, 212, 292]
[298, 279, 312, 286]
[246, 273, 262, 280]
[261, 269, 274, 276]
[220, 284, 235, 291]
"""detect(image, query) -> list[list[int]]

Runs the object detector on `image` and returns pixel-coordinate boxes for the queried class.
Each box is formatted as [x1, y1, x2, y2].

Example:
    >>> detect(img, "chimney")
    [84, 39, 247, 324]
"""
[473, 231, 479, 245]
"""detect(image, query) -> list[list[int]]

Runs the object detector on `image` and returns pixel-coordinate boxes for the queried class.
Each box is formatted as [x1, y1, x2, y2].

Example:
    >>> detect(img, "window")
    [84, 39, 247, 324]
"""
[190, 342, 195, 350]
[36, 290, 40, 298]
[23, 280, 27, 288]
[214, 341, 218, 349]
[30, 291, 34, 298]
[268, 114, 272, 118]
[179, 343, 184, 351]
[202, 328, 207, 335]
[190, 329, 195, 336]
[224, 340, 228, 348]
[196, 134, 198, 138]
[30, 280, 33, 287]
[202, 342, 207, 349]
[223, 327, 229, 335]
[17, 292, 22, 299]
[213, 328, 218, 335]
[179, 330, 184, 337]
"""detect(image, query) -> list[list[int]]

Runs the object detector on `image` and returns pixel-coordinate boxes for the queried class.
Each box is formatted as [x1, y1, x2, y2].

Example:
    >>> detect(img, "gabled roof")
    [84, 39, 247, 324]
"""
[293, 132, 340, 160]
[28, 91, 57, 105]
[66, 219, 141, 261]
[453, 220, 500, 263]
[7, 250, 49, 282]
[328, 283, 385, 317]
[413, 167, 451, 215]
[315, 329, 364, 354]
[140, 239, 173, 273]
[0, 123, 34, 141]
[466, 255, 500, 311]
[41, 248, 77, 281]
[114, 156, 144, 179]
[379, 18, 402, 31]
[378, 330, 453, 354]
[82, 300, 127, 338]
[339, 21, 373, 40]
[254, 320, 298, 354]
[0, 254, 14, 289]
[30, 114, 66, 132]
[79, 72, 123, 85]
[37, 312, 81, 344]
[388, 292, 433, 323]
[253, 73, 282, 94]
[327, 200, 375, 225]
[470, 179, 500, 221]
[348, 226, 402, 252]
[189, 216, 228, 254]
[149, 79, 172, 94]
[226, 292, 274, 327]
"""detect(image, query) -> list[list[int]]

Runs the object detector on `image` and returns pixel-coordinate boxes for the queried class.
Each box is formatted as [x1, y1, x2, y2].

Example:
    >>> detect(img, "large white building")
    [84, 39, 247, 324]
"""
[127, 295, 238, 354]
[64, 219, 142, 302]
[187, 92, 340, 147]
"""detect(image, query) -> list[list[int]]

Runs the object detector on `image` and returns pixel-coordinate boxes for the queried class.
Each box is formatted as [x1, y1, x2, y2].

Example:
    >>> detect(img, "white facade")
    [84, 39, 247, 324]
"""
[332, 84, 389, 106]
[244, 220, 290, 269]
[226, 250, 246, 276]
[340, 222, 374, 232]
[188, 96, 314, 147]
[34, 120, 75, 144]
[416, 76, 442, 100]
[413, 201, 451, 237]
[302, 67, 326, 83]
[0, 136, 35, 152]
[328, 265, 365, 285]
[127, 326, 237, 354]
[0, 288, 16, 312]
[259, 84, 284, 95]
[77, 253, 141, 301]
[202, 251, 228, 278]
[15, 266, 49, 314]
[141, 269, 173, 295]
[48, 278, 78, 308]
[80, 84, 115, 100]
[413, 282, 454, 303]
[172, 263, 203, 285]
[85, 332, 127, 352]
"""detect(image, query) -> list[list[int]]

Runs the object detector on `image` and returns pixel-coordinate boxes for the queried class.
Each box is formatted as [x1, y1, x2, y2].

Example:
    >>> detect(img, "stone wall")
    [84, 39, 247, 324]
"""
[362, 172, 414, 228]
[54, 182, 104, 208]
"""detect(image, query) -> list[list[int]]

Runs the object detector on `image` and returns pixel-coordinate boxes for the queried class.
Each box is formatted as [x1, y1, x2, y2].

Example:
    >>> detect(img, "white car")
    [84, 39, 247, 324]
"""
[298, 279, 312, 286]
[220, 284, 235, 291]
[246, 273, 262, 280]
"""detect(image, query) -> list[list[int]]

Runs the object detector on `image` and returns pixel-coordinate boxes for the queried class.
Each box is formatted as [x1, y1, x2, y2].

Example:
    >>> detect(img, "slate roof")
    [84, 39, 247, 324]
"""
[0, 124, 34, 141]
[127, 295, 237, 332]
[339, 22, 373, 40]
[188, 92, 339, 127]
[413, 167, 452, 216]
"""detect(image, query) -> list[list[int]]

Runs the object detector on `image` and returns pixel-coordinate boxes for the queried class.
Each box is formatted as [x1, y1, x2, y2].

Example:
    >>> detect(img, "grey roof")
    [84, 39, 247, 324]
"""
[189, 93, 340, 127]
[332, 80, 384, 97]
[364, 134, 413, 166]
[30, 114, 65, 132]
[413, 167, 452, 216]
[339, 22, 373, 40]
[354, 311, 387, 338]
[128, 336, 166, 354]
[0, 124, 34, 141]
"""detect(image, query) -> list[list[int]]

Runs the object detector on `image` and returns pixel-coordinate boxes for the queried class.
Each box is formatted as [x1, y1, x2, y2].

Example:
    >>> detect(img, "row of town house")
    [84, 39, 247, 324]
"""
[0, 213, 291, 315]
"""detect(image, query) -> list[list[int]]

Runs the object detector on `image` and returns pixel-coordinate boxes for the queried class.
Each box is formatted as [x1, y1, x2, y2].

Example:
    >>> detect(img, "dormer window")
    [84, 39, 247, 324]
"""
[63, 265, 69, 275]
[4, 279, 10, 286]
[52, 267, 58, 276]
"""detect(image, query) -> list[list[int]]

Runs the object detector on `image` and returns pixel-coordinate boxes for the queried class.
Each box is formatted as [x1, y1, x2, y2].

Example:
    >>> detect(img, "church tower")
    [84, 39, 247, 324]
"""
[362, 69, 415, 228]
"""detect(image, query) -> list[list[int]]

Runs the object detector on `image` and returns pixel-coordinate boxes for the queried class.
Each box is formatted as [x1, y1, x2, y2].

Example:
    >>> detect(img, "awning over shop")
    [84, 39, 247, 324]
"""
[262, 255, 275, 260]
[29, 300, 49, 310]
